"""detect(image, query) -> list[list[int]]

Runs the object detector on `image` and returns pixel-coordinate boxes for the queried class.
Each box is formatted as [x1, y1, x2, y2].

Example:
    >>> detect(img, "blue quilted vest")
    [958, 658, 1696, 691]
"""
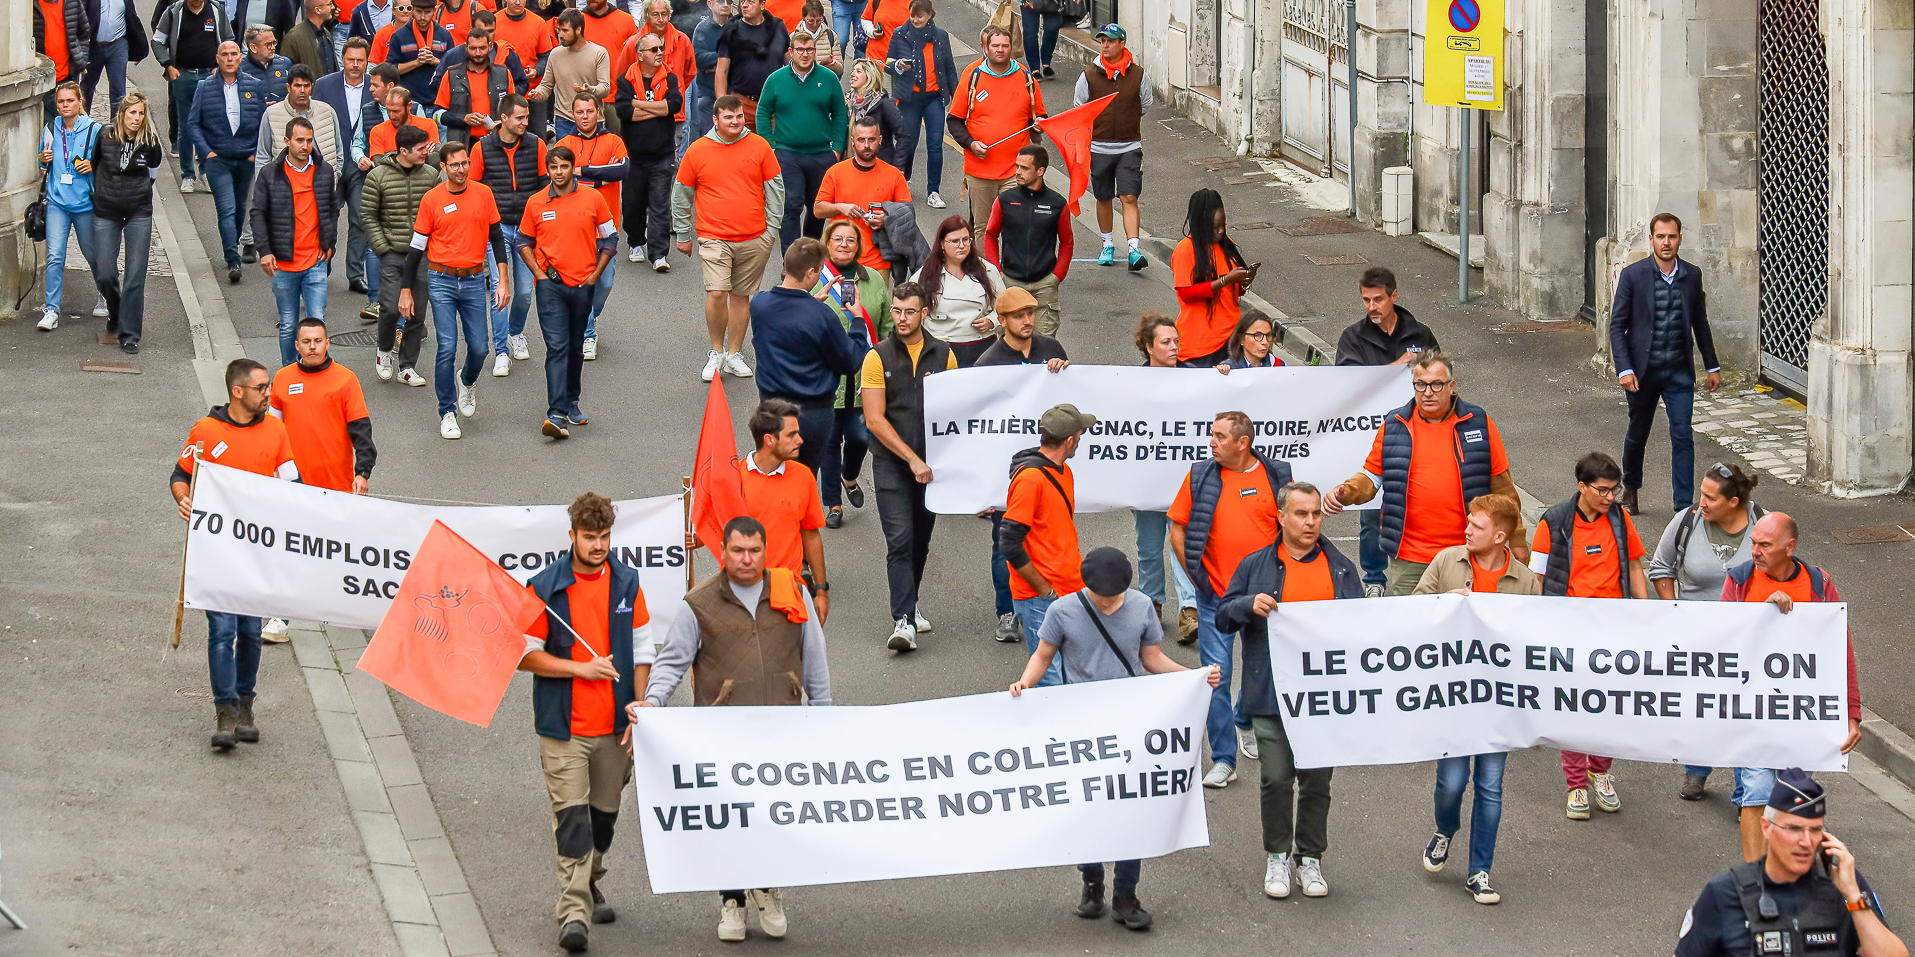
[1377, 398, 1497, 557]
[528, 556, 644, 741]
[1179, 451, 1294, 598]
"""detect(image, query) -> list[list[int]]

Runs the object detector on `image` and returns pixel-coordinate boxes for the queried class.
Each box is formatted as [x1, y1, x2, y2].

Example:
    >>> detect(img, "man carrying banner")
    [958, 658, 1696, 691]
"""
[1215, 481, 1358, 901]
[1324, 351, 1522, 595]
[640, 516, 831, 943]
[1009, 546, 1220, 931]
[1167, 411, 1293, 788]
[270, 318, 377, 493]
[740, 399, 830, 615]
[173, 358, 301, 752]
[515, 492, 655, 954]
[996, 403, 1092, 676]
[1409, 492, 1538, 906]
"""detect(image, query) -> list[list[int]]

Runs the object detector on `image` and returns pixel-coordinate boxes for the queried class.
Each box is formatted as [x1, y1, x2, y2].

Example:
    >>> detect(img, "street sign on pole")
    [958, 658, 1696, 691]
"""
[1422, 0, 1504, 110]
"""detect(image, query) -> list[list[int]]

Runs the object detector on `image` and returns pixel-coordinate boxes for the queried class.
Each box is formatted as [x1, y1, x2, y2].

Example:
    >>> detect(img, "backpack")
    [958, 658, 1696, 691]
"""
[1672, 502, 1767, 572]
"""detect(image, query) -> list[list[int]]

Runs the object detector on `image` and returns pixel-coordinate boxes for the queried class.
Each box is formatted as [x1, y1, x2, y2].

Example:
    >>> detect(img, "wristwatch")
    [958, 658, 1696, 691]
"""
[1846, 895, 1870, 913]
[811, 581, 830, 594]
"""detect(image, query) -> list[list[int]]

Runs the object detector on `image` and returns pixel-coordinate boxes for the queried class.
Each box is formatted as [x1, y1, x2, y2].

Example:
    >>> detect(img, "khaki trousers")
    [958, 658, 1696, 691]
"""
[1387, 559, 1431, 596]
[963, 174, 1016, 232]
[540, 733, 633, 925]
[1006, 273, 1062, 338]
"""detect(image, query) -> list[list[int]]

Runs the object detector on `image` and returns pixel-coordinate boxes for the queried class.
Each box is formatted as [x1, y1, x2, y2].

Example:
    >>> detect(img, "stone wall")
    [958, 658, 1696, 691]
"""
[1483, 0, 1588, 320]
[1, 9, 54, 321]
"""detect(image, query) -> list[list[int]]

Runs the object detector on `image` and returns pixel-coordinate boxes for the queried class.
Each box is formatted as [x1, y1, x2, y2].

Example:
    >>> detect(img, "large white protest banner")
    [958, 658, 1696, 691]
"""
[922, 364, 1412, 513]
[1264, 593, 1850, 772]
[183, 463, 689, 631]
[629, 669, 1212, 893]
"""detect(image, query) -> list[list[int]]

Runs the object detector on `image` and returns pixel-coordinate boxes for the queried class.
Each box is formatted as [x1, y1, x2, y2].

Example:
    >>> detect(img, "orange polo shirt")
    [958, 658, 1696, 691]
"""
[492, 9, 556, 66]
[814, 158, 911, 271]
[1002, 462, 1084, 599]
[738, 456, 826, 573]
[519, 183, 615, 286]
[949, 61, 1044, 181]
[1168, 460, 1281, 595]
[557, 129, 627, 229]
[582, 6, 639, 75]
[435, 63, 503, 117]
[675, 131, 781, 242]
[1363, 411, 1511, 563]
[269, 359, 371, 492]
[369, 115, 441, 155]
[1530, 509, 1644, 598]
[412, 181, 501, 268]
[179, 412, 300, 481]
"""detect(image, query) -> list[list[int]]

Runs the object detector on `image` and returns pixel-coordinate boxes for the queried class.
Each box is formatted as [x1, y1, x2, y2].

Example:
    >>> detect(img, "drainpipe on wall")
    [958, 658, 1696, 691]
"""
[1346, 0, 1357, 216]
[1240, 0, 1256, 153]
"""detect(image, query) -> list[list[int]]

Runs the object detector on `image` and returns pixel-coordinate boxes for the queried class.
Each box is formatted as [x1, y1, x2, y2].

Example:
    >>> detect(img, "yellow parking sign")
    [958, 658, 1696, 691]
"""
[1423, 0, 1503, 110]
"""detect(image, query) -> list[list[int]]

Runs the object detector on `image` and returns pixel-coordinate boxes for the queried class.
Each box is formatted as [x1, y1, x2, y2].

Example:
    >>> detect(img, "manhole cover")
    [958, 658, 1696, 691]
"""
[1277, 216, 1368, 237]
[1305, 253, 1370, 266]
[177, 686, 216, 701]
[81, 359, 140, 374]
[1234, 221, 1276, 230]
[329, 330, 379, 347]
[1832, 524, 1915, 545]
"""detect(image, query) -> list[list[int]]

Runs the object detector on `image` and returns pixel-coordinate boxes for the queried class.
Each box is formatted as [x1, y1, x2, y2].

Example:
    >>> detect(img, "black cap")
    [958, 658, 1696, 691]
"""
[1767, 768, 1827, 819]
[1080, 547, 1132, 597]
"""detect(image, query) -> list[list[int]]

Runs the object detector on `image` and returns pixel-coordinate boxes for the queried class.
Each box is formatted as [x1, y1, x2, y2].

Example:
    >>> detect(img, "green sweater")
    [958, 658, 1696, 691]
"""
[755, 64, 847, 155]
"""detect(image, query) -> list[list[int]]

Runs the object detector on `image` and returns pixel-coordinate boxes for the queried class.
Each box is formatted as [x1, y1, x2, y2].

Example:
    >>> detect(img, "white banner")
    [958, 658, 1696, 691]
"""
[629, 670, 1213, 893]
[922, 364, 1412, 513]
[1265, 593, 1850, 771]
[183, 462, 689, 631]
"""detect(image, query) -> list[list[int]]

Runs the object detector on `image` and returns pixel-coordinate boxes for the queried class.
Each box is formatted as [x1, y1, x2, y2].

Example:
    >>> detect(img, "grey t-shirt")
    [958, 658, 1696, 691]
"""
[1646, 506, 1757, 601]
[1036, 589, 1163, 684]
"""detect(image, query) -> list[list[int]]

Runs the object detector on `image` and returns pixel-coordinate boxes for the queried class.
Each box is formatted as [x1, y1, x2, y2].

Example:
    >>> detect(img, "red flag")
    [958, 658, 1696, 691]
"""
[1037, 93, 1115, 215]
[356, 521, 547, 728]
[690, 375, 748, 562]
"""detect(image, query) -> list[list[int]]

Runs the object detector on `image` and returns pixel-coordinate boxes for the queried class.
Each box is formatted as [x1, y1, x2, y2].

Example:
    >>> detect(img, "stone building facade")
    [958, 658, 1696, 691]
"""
[3, 14, 56, 318]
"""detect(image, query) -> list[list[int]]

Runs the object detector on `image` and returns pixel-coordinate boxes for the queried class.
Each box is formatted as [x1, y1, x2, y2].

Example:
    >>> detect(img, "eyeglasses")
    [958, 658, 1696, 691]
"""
[1244, 331, 1271, 341]
[1768, 821, 1826, 840]
[1411, 379, 1452, 392]
[240, 383, 271, 394]
[944, 236, 972, 245]
[1584, 483, 1622, 498]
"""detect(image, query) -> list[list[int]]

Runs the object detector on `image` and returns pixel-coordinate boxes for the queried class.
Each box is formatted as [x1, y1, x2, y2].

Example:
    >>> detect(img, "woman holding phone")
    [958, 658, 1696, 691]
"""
[884, 0, 956, 208]
[1170, 188, 1256, 367]
[813, 218, 893, 527]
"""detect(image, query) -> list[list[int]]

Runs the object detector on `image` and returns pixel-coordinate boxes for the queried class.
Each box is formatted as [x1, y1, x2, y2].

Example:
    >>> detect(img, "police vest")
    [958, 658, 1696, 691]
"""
[1730, 859, 1854, 956]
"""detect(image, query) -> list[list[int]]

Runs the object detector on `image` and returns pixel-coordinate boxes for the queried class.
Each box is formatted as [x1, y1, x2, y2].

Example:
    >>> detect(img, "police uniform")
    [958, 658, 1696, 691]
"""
[1674, 770, 1889, 957]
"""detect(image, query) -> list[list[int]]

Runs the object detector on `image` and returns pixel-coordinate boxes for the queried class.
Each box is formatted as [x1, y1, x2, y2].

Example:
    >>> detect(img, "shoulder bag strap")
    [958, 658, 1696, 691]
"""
[1075, 591, 1137, 677]
[1024, 464, 1072, 513]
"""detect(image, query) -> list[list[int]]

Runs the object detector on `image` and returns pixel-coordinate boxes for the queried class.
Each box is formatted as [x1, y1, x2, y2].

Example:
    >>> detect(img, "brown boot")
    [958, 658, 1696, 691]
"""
[212, 703, 239, 751]
[236, 696, 260, 743]
[1177, 608, 1199, 646]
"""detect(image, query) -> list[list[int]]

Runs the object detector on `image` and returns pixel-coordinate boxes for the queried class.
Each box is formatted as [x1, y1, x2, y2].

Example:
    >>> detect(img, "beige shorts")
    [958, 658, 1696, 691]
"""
[697, 232, 776, 296]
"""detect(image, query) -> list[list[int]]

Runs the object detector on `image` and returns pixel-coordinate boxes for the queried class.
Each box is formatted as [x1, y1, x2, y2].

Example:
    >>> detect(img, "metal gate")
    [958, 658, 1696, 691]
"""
[1279, 0, 1348, 175]
[1755, 0, 1827, 395]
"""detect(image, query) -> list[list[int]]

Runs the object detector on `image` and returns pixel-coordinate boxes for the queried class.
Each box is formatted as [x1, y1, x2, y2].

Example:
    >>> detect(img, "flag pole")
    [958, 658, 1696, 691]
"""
[682, 474, 695, 589]
[539, 601, 614, 678]
[170, 444, 204, 652]
[980, 123, 1040, 150]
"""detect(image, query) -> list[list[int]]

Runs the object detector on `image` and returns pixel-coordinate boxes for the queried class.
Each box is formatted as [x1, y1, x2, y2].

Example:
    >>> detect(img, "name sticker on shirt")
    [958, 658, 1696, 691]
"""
[1461, 429, 1484, 443]
[211, 440, 230, 459]
[541, 210, 557, 221]
[205, 21, 216, 30]
[443, 203, 458, 213]
[1583, 544, 1604, 555]
[288, 382, 305, 395]
[1239, 488, 1258, 497]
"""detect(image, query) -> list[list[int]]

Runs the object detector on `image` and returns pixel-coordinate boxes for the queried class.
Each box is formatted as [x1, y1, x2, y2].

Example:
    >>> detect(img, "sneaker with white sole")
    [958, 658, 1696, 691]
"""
[1262, 854, 1292, 899]
[1239, 727, 1259, 761]
[1202, 763, 1238, 789]
[886, 618, 918, 652]
[723, 351, 753, 377]
[440, 412, 462, 439]
[652, 258, 670, 273]
[93, 296, 110, 318]
[926, 191, 946, 209]
[375, 352, 394, 380]
[399, 368, 427, 387]
[913, 611, 932, 632]
[717, 899, 746, 942]
[510, 334, 531, 360]
[1364, 583, 1386, 598]
[492, 353, 510, 376]
[628, 246, 645, 263]
[1422, 832, 1451, 873]
[1590, 771, 1620, 812]
[1297, 857, 1329, 897]
[1466, 871, 1501, 904]
[180, 177, 196, 193]
[261, 618, 291, 643]
[457, 381, 476, 417]
[583, 336, 597, 361]
[993, 612, 1020, 642]
[701, 350, 724, 381]
[748, 888, 786, 939]
[36, 308, 58, 331]
[1566, 787, 1592, 820]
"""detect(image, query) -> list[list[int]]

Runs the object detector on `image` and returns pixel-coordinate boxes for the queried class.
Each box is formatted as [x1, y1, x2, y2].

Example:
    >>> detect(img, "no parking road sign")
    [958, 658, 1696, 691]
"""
[1423, 0, 1503, 110]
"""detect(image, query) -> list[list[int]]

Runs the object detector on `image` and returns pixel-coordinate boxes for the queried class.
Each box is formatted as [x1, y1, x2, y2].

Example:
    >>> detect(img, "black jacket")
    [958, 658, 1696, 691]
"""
[33, 0, 91, 82]
[83, 0, 150, 61]
[1216, 539, 1364, 717]
[1608, 255, 1717, 379]
[988, 182, 1068, 282]
[1334, 305, 1440, 366]
[90, 128, 166, 220]
[615, 68, 685, 158]
[250, 155, 342, 262]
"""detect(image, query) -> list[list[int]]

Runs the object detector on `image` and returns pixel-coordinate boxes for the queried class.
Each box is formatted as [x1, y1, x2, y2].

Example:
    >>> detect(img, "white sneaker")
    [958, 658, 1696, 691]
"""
[375, 351, 394, 380]
[439, 412, 462, 439]
[652, 258, 671, 273]
[180, 176, 196, 194]
[583, 336, 598, 361]
[1591, 771, 1621, 812]
[718, 899, 746, 942]
[509, 334, 531, 361]
[913, 611, 932, 633]
[1202, 763, 1238, 789]
[399, 368, 427, 387]
[92, 295, 110, 318]
[457, 381, 476, 417]
[723, 351, 753, 377]
[36, 308, 58, 331]
[1297, 856, 1329, 897]
[1364, 583, 1386, 598]
[748, 888, 786, 939]
[1262, 855, 1292, 899]
[1239, 727, 1259, 761]
[886, 618, 918, 652]
[701, 349, 723, 381]
[260, 618, 291, 644]
[926, 191, 946, 209]
[627, 246, 645, 263]
[492, 352, 510, 377]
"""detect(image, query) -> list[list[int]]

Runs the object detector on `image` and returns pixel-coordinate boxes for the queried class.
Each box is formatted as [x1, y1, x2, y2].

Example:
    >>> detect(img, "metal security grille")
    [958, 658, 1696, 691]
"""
[1756, 0, 1828, 394]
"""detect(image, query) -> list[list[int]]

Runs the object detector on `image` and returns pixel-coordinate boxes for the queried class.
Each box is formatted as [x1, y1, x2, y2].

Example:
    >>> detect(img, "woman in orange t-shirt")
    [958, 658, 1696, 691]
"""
[1170, 188, 1258, 367]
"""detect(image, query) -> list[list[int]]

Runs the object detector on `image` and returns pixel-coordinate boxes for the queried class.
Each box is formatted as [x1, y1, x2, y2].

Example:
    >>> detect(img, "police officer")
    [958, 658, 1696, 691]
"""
[1674, 769, 1906, 957]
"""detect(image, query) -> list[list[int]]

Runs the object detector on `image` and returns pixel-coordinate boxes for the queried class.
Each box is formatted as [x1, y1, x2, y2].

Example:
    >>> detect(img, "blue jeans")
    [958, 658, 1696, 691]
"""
[1015, 594, 1062, 687]
[44, 205, 98, 312]
[1196, 591, 1251, 767]
[819, 406, 869, 507]
[1622, 366, 1697, 510]
[893, 92, 946, 194]
[1020, 8, 1062, 68]
[584, 259, 615, 337]
[554, 114, 579, 140]
[1133, 510, 1196, 609]
[428, 270, 492, 416]
[687, 79, 714, 146]
[831, 0, 864, 57]
[207, 611, 264, 706]
[201, 154, 256, 269]
[989, 513, 1014, 616]
[1433, 752, 1506, 875]
[490, 226, 535, 349]
[1358, 510, 1389, 587]
[537, 278, 593, 420]
[270, 262, 331, 365]
[1685, 766, 1776, 807]
[776, 149, 835, 249]
[1079, 860, 1139, 895]
[169, 70, 212, 179]
[333, 21, 352, 61]
[82, 38, 130, 111]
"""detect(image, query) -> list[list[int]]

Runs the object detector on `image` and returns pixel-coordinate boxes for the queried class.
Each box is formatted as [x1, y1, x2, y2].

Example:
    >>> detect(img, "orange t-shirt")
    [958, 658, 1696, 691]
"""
[763, 0, 804, 29]
[493, 10, 556, 66]
[949, 62, 1044, 180]
[814, 158, 911, 271]
[38, 0, 72, 80]
[1002, 463, 1084, 599]
[369, 116, 441, 155]
[1530, 509, 1645, 599]
[519, 183, 615, 286]
[860, 0, 907, 61]
[412, 181, 501, 268]
[1171, 238, 1242, 361]
[675, 132, 782, 242]
[583, 7, 639, 75]
[1741, 565, 1818, 605]
[557, 129, 628, 229]
[1167, 460, 1281, 595]
[371, 22, 399, 62]
[1362, 410, 1511, 563]
[919, 42, 939, 92]
[269, 360, 371, 492]
[738, 457, 827, 573]
[1277, 546, 1335, 603]
[179, 413, 300, 481]
[282, 163, 322, 272]
[433, 0, 476, 43]
[1469, 549, 1511, 593]
[435, 64, 502, 117]
[524, 568, 616, 736]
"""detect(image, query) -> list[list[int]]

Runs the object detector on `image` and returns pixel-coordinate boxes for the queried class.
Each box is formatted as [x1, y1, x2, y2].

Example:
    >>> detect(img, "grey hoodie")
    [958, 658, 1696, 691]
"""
[670, 126, 786, 243]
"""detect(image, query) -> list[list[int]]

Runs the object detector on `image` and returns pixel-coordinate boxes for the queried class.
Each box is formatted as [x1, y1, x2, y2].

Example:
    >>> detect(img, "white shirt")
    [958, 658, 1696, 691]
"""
[343, 78, 366, 131]
[222, 76, 242, 134]
[365, 0, 394, 29]
[97, 0, 128, 43]
[744, 453, 788, 477]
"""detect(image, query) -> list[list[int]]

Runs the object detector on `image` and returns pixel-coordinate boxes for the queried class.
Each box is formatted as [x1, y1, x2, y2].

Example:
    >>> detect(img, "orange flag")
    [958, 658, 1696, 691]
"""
[356, 521, 547, 728]
[1037, 93, 1115, 215]
[690, 375, 748, 562]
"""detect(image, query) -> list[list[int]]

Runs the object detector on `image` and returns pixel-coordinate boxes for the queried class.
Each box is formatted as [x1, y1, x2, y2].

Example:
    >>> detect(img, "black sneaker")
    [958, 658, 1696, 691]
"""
[1466, 871, 1501, 905]
[1041, 64, 1056, 79]
[241, 243, 258, 264]
[121, 341, 139, 355]
[559, 919, 589, 952]
[1421, 832, 1451, 873]
[349, 279, 369, 295]
[1075, 879, 1105, 918]
[228, 267, 242, 284]
[1110, 893, 1153, 930]
[826, 506, 844, 529]
[590, 883, 615, 924]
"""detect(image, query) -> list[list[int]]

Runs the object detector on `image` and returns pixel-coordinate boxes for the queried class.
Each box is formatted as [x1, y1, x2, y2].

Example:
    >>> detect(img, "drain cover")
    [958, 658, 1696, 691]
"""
[1832, 524, 1915, 545]
[81, 359, 140, 374]
[1305, 253, 1370, 266]
[329, 330, 379, 347]
[1278, 216, 1368, 237]
[177, 686, 216, 701]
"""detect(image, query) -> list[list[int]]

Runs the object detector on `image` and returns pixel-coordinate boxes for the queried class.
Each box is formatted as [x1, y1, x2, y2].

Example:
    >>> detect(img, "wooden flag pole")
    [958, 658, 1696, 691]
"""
[682, 475, 695, 588]
[170, 444, 204, 650]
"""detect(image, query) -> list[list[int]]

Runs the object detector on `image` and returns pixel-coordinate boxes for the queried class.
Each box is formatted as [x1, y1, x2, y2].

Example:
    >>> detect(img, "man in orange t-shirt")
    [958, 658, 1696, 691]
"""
[251, 117, 340, 368]
[557, 91, 628, 355]
[490, 0, 555, 81]
[270, 318, 377, 494]
[519, 145, 616, 437]
[516, 492, 655, 953]
[403, 139, 511, 434]
[812, 116, 912, 276]
[673, 93, 784, 380]
[739, 400, 830, 604]
[581, 0, 639, 76]
[947, 25, 1044, 230]
[996, 403, 1092, 683]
